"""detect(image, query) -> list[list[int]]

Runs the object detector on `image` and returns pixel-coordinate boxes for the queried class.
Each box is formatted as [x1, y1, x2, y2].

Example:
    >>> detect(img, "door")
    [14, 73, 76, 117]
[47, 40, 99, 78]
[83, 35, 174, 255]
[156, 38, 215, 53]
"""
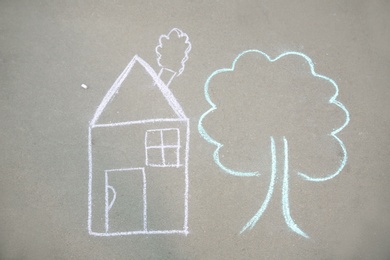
[105, 168, 146, 234]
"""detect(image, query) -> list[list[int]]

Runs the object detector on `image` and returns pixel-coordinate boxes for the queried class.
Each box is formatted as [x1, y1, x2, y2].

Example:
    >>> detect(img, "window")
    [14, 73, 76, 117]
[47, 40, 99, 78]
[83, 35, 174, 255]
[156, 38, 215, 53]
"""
[145, 128, 180, 167]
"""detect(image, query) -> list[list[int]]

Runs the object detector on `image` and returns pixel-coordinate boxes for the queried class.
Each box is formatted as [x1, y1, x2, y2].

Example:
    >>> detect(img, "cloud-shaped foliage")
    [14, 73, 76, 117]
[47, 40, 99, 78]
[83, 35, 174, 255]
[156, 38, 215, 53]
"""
[155, 28, 191, 76]
[198, 50, 350, 181]
[198, 50, 350, 238]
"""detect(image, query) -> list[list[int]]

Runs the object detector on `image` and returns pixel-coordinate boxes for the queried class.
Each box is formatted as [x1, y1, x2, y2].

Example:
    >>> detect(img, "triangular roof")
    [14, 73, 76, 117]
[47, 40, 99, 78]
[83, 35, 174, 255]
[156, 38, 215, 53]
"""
[90, 55, 187, 127]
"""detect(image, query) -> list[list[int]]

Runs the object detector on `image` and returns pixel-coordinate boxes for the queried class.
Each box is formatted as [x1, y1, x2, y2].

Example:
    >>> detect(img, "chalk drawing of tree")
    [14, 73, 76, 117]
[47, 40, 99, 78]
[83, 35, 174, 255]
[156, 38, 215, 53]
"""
[198, 50, 350, 238]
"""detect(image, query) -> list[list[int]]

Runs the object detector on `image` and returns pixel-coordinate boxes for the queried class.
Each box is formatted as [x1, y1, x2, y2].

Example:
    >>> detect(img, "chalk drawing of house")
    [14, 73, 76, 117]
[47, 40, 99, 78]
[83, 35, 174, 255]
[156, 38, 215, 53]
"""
[87, 54, 190, 236]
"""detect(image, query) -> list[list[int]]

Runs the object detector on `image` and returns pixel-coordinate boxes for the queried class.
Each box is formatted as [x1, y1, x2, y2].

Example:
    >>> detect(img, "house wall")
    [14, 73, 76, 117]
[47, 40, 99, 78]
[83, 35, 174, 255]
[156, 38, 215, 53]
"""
[89, 119, 189, 234]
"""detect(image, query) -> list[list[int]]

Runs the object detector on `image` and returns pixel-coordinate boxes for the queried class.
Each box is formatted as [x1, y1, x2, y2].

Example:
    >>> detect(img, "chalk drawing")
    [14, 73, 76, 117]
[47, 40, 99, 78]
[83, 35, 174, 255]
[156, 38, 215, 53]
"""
[145, 128, 181, 167]
[88, 28, 191, 236]
[156, 28, 191, 78]
[198, 50, 350, 238]
[104, 168, 146, 233]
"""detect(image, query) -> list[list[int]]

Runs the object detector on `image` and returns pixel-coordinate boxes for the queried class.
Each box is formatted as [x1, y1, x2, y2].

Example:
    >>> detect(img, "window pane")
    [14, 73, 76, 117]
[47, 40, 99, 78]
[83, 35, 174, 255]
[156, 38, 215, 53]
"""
[145, 128, 180, 167]
[146, 148, 163, 166]
[162, 129, 179, 146]
[163, 147, 180, 167]
[146, 130, 162, 147]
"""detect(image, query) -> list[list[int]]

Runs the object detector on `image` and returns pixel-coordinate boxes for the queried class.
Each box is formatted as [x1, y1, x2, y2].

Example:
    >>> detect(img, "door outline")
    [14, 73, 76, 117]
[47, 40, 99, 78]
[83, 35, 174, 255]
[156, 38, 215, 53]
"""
[104, 167, 147, 233]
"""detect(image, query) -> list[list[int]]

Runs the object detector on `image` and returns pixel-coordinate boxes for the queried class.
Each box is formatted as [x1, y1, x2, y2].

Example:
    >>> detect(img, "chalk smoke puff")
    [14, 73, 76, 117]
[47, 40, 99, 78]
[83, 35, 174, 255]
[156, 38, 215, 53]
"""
[155, 28, 191, 87]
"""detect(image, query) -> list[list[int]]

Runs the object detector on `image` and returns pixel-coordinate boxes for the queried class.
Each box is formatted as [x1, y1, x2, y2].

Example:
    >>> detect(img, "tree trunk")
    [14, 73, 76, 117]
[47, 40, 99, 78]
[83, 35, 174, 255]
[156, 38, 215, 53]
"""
[240, 136, 276, 233]
[281, 137, 309, 238]
[240, 137, 309, 238]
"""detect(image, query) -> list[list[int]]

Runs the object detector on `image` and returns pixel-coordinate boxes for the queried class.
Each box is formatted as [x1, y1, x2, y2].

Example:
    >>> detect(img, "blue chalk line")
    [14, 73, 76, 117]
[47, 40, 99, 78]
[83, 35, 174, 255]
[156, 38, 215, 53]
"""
[282, 136, 309, 238]
[240, 136, 276, 233]
[197, 50, 350, 238]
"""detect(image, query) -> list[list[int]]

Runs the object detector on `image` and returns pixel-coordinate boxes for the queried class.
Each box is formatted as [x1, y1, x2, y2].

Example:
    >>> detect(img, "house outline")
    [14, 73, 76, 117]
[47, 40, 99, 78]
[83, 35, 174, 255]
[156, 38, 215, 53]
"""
[88, 55, 190, 236]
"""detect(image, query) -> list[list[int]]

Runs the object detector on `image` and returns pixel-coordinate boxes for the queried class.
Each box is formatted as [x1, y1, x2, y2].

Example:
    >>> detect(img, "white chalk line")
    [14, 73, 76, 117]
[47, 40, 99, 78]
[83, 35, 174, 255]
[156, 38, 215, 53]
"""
[87, 126, 93, 233]
[160, 129, 166, 165]
[176, 127, 181, 168]
[105, 171, 109, 232]
[104, 168, 145, 233]
[183, 120, 190, 232]
[89, 94, 189, 235]
[89, 28, 191, 236]
[135, 56, 187, 119]
[155, 28, 192, 76]
[90, 56, 138, 126]
[146, 163, 183, 168]
[144, 129, 149, 166]
[105, 167, 146, 172]
[157, 68, 177, 88]
[93, 118, 187, 129]
[142, 168, 147, 231]
[90, 55, 186, 128]
[145, 128, 181, 167]
[89, 230, 189, 237]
